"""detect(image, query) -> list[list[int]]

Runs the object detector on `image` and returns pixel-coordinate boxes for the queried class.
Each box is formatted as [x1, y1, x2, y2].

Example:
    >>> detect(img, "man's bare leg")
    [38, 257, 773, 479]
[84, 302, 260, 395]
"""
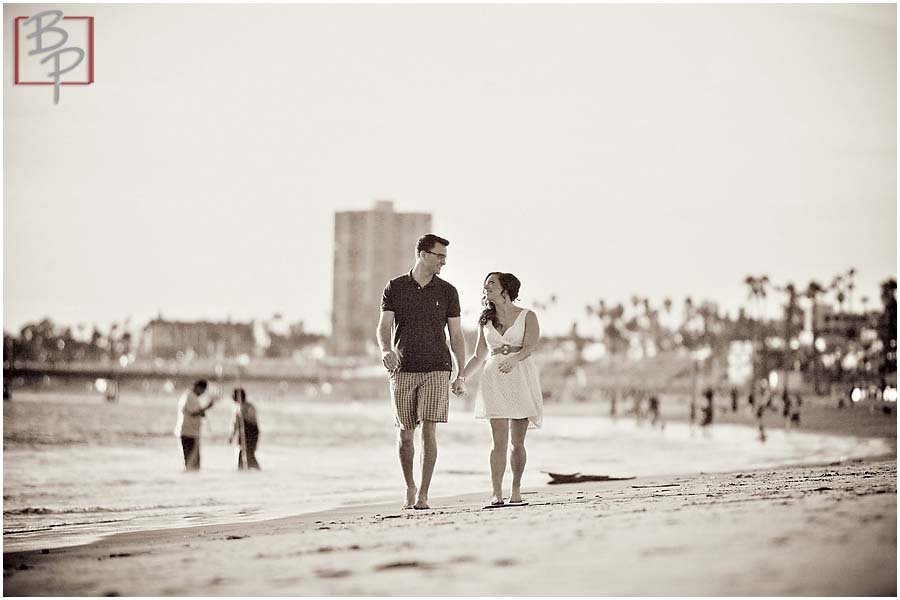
[398, 428, 417, 508]
[414, 421, 437, 509]
[489, 419, 510, 504]
[509, 418, 529, 503]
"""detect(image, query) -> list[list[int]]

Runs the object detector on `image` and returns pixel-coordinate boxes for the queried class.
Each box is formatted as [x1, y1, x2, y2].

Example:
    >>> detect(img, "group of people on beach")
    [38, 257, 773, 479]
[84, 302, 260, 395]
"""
[174, 380, 261, 471]
[172, 233, 542, 509]
[376, 233, 544, 509]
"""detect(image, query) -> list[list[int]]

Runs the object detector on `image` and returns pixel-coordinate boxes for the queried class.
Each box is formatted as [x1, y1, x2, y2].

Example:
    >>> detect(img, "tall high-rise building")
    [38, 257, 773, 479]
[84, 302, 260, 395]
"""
[331, 200, 431, 356]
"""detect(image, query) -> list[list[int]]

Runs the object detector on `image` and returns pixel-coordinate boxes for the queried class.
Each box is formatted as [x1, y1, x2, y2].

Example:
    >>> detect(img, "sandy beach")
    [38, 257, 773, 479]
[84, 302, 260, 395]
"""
[4, 450, 895, 596]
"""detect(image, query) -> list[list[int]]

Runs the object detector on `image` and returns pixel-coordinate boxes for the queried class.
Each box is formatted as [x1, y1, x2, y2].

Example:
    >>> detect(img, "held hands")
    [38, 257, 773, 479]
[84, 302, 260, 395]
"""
[382, 350, 400, 372]
[451, 377, 467, 396]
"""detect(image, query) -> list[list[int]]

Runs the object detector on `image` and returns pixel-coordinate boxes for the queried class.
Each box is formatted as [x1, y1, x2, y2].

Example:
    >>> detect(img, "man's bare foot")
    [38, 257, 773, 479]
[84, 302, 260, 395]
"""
[413, 495, 430, 510]
[490, 493, 504, 506]
[402, 487, 417, 509]
[509, 488, 522, 503]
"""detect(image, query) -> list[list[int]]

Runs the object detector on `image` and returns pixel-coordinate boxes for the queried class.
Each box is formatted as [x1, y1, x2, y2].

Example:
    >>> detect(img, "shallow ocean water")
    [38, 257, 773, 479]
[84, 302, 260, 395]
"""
[3, 390, 889, 552]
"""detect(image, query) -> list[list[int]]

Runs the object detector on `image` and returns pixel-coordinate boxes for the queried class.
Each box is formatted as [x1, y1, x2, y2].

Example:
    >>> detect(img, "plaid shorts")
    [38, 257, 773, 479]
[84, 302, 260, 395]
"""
[390, 371, 451, 430]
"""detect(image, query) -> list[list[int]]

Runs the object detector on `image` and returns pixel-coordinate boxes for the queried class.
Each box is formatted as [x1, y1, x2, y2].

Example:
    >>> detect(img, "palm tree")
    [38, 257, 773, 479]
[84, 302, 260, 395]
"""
[847, 268, 857, 313]
[804, 280, 827, 393]
[877, 279, 897, 376]
[804, 280, 826, 335]
[744, 275, 770, 321]
[830, 275, 845, 312]
[744, 275, 771, 385]
[774, 282, 800, 341]
[781, 283, 803, 393]
[683, 296, 694, 325]
[108, 322, 119, 357]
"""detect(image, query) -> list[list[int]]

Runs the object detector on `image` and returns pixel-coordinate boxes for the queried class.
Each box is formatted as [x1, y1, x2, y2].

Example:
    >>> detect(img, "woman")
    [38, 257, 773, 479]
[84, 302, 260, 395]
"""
[462, 272, 543, 506]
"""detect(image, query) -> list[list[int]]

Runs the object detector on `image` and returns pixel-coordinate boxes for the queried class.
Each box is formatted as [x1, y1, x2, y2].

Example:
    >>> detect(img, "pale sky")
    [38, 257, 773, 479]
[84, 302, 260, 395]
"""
[4, 3, 897, 337]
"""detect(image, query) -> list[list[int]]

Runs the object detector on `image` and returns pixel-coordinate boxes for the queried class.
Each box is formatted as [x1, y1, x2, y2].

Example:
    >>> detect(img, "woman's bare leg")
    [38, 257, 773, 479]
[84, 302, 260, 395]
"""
[489, 419, 509, 503]
[509, 418, 529, 502]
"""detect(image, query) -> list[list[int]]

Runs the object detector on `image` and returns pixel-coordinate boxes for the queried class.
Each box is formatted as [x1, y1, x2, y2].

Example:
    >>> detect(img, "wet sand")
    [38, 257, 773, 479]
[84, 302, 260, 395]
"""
[4, 454, 896, 596]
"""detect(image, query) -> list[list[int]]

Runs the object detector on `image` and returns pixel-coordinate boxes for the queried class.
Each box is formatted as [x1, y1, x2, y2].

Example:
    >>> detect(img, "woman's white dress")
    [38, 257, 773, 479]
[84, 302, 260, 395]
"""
[475, 309, 543, 428]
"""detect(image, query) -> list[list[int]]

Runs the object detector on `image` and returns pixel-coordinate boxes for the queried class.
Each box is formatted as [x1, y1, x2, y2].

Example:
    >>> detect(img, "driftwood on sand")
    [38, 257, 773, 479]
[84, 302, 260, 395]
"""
[545, 472, 637, 485]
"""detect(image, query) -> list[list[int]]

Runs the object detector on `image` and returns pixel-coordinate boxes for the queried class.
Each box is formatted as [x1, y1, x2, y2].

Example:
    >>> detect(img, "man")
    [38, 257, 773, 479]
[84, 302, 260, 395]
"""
[228, 387, 261, 470]
[376, 233, 467, 510]
[701, 387, 714, 427]
[174, 379, 215, 471]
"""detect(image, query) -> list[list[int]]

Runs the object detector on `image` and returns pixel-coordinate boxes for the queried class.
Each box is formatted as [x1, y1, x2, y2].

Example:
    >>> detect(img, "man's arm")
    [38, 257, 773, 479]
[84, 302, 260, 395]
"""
[447, 317, 467, 393]
[189, 398, 217, 417]
[182, 395, 203, 417]
[228, 411, 239, 444]
[377, 311, 399, 371]
[462, 326, 488, 379]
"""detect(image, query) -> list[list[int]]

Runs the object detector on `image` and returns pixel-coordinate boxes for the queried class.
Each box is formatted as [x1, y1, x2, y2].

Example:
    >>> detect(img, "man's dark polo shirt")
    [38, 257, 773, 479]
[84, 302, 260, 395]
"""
[381, 272, 461, 373]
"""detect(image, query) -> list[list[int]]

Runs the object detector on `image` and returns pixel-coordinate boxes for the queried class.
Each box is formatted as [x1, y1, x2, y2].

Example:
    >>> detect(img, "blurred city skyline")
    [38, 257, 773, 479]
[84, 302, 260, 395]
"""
[4, 3, 896, 337]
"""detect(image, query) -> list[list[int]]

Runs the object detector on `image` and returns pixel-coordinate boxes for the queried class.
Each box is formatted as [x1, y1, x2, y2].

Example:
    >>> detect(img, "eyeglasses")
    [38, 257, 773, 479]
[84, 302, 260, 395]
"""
[424, 250, 447, 261]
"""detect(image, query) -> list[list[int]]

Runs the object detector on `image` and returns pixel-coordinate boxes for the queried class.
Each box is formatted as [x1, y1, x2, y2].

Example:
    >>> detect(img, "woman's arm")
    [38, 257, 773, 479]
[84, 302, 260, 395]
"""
[462, 326, 489, 379]
[512, 310, 541, 362]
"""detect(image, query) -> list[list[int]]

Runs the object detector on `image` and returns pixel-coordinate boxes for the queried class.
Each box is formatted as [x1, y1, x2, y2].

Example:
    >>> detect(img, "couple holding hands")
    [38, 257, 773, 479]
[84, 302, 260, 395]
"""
[376, 234, 543, 510]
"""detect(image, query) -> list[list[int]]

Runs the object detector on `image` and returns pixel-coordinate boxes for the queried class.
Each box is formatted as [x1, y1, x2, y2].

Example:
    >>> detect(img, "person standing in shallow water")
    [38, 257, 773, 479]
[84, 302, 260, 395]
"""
[229, 387, 260, 470]
[376, 234, 467, 510]
[174, 379, 215, 471]
[461, 272, 543, 506]
[701, 387, 715, 427]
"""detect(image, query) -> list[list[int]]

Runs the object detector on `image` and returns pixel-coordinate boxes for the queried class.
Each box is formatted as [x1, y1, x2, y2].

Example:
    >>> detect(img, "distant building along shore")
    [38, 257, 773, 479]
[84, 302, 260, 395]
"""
[331, 200, 431, 357]
[141, 319, 255, 360]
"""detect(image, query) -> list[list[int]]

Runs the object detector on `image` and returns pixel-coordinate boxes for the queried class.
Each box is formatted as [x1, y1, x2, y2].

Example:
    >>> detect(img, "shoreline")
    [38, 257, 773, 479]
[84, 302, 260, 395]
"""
[3, 410, 892, 555]
[4, 396, 894, 555]
[542, 392, 899, 443]
[10, 450, 898, 550]
[4, 453, 895, 596]
[5, 390, 896, 595]
[6, 445, 894, 554]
